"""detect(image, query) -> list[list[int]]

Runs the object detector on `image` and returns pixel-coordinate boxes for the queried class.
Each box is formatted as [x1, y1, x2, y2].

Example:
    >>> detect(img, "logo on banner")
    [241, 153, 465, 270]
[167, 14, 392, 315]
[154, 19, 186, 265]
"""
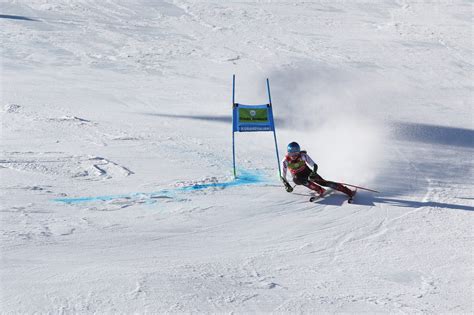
[238, 108, 269, 124]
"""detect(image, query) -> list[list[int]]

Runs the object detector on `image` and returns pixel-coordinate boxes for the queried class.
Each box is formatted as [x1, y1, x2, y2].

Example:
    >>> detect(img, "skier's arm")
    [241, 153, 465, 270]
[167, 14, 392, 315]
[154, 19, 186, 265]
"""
[281, 160, 293, 192]
[302, 153, 318, 172]
[281, 159, 288, 181]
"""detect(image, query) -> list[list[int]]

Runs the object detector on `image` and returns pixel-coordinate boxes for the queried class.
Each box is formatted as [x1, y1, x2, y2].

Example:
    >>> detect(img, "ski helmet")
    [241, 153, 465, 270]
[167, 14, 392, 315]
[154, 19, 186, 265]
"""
[287, 142, 300, 154]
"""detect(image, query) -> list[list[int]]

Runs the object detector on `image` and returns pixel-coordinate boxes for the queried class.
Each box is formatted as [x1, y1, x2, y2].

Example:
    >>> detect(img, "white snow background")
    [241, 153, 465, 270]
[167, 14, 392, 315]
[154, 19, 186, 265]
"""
[1, 0, 473, 313]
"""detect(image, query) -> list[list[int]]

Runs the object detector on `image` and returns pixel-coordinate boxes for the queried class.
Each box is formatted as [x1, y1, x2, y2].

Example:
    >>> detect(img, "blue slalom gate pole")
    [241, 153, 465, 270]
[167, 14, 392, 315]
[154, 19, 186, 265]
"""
[266, 78, 273, 104]
[233, 132, 236, 178]
[267, 78, 281, 178]
[273, 129, 281, 178]
[233, 74, 236, 104]
[232, 75, 237, 178]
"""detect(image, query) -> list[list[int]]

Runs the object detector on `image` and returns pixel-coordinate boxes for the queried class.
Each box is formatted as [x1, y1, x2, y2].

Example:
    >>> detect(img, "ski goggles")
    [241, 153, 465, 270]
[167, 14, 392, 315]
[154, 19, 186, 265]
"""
[288, 152, 300, 158]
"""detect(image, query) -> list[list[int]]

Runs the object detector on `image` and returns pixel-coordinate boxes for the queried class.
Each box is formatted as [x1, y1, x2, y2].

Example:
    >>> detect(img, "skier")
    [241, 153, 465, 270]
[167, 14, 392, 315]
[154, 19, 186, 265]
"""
[281, 142, 354, 200]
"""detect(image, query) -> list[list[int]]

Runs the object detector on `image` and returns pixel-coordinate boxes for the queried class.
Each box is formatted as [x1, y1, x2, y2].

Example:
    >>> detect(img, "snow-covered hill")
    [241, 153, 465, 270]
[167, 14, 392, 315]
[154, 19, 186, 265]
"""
[1, 1, 472, 313]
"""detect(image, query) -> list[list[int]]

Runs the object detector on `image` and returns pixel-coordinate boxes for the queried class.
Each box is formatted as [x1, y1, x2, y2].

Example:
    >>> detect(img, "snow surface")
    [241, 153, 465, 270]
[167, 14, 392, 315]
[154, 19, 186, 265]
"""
[1, 0, 473, 313]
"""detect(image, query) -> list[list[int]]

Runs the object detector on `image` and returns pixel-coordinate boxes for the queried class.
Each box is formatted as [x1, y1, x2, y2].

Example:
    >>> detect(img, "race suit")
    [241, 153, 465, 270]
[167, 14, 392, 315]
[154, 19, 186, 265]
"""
[281, 151, 352, 196]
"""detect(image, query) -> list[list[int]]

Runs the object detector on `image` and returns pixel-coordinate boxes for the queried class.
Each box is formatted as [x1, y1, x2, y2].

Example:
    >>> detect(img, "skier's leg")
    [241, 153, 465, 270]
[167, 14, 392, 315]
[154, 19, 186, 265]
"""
[331, 182, 353, 197]
[305, 181, 325, 195]
[294, 169, 325, 195]
[313, 174, 353, 197]
[292, 175, 305, 186]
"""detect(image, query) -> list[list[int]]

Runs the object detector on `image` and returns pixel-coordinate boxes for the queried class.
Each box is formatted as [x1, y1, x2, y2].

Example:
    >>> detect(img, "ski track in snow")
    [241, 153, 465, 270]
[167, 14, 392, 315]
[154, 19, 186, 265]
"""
[1, 0, 473, 313]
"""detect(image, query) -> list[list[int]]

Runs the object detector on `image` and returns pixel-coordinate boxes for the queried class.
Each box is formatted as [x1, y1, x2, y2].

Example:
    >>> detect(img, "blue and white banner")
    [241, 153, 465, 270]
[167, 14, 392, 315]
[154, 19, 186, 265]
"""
[232, 104, 275, 132]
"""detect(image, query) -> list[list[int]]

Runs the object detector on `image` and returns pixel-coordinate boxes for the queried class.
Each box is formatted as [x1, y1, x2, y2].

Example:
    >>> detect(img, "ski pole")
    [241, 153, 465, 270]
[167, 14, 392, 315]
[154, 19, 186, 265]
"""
[340, 183, 380, 193]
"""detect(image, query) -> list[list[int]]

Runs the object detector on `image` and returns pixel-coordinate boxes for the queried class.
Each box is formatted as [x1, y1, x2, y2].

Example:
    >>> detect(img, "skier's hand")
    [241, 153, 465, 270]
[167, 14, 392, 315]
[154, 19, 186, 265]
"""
[309, 170, 318, 181]
[281, 177, 293, 193]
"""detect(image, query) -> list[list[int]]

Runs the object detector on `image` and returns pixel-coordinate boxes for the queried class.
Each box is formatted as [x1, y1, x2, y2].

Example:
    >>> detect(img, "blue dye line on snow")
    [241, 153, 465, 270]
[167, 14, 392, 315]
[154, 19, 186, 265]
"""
[178, 171, 264, 191]
[53, 170, 266, 205]
[54, 192, 170, 204]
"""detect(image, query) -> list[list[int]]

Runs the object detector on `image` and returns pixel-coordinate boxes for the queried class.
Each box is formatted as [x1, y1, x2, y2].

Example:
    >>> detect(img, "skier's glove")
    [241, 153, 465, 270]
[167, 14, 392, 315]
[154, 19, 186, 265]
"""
[309, 171, 318, 181]
[309, 164, 318, 181]
[281, 177, 293, 193]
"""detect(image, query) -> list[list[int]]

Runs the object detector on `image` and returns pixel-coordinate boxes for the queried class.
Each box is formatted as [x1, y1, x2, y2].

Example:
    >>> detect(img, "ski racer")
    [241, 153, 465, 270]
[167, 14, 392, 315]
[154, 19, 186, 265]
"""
[281, 142, 354, 198]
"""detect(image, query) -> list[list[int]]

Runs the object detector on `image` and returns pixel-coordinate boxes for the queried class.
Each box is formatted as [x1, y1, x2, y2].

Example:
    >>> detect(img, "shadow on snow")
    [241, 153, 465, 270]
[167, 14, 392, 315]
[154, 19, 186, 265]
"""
[355, 191, 473, 212]
[0, 14, 39, 21]
[393, 122, 474, 148]
[301, 189, 473, 212]
[143, 113, 473, 148]
[141, 112, 286, 127]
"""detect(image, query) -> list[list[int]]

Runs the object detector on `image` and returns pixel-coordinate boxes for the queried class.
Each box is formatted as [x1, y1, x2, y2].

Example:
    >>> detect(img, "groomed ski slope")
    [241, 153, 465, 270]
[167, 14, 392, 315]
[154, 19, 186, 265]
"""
[1, 1, 473, 313]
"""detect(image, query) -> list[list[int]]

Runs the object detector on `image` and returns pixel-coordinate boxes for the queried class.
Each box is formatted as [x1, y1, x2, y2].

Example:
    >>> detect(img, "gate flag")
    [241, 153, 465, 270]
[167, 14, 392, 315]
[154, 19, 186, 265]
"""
[231, 75, 281, 178]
